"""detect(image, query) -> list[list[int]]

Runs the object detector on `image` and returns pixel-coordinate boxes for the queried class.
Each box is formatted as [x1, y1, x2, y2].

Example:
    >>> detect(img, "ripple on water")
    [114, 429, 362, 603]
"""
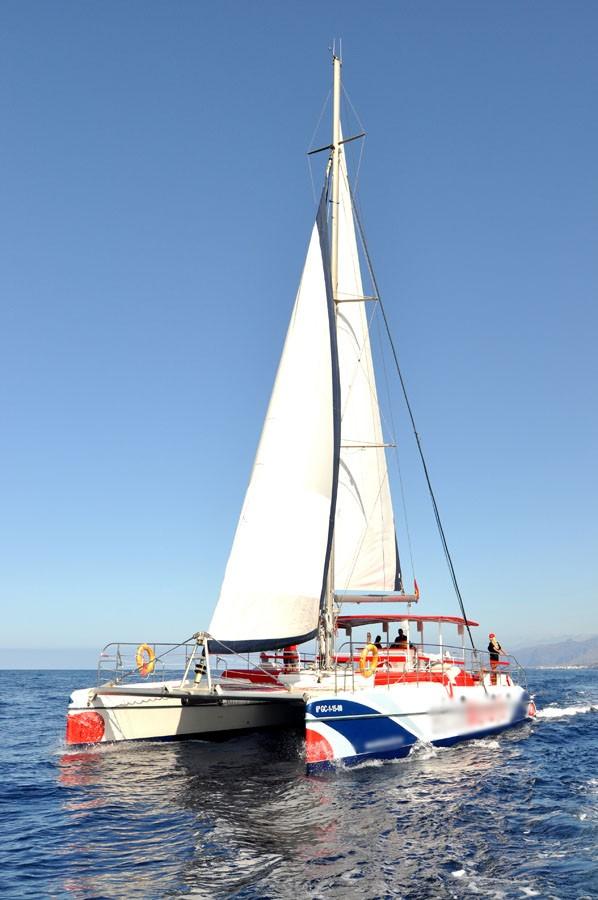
[0, 669, 597, 898]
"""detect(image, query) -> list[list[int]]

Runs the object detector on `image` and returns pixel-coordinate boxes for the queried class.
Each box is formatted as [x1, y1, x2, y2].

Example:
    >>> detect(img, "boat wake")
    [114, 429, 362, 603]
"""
[536, 704, 598, 719]
[348, 757, 386, 771]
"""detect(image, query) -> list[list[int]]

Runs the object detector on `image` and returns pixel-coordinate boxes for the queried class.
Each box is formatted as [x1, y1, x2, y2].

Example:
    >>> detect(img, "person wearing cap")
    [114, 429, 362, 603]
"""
[488, 633, 506, 683]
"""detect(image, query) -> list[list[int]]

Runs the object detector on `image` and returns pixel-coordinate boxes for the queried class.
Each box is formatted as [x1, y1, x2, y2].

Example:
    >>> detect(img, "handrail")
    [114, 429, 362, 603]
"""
[331, 640, 526, 693]
[97, 641, 198, 687]
[94, 639, 528, 694]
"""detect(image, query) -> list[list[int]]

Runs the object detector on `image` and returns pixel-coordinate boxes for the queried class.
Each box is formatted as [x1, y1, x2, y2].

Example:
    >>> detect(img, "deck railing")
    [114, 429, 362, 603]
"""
[96, 639, 527, 693]
[97, 641, 197, 686]
[333, 640, 527, 691]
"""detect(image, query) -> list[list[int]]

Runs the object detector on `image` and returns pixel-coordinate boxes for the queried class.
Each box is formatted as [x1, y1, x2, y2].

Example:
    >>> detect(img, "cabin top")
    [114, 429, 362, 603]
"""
[336, 614, 479, 629]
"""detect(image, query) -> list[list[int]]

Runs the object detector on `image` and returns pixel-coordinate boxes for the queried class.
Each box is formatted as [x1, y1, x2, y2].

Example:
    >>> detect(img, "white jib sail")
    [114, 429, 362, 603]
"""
[208, 216, 335, 650]
[333, 143, 399, 592]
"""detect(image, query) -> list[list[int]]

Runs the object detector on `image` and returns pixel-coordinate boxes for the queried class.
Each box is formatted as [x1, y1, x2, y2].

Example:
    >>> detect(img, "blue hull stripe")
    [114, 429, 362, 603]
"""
[306, 694, 531, 773]
[307, 714, 531, 774]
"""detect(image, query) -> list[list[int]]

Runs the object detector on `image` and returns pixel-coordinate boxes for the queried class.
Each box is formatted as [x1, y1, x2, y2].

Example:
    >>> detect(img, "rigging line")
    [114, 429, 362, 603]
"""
[342, 86, 366, 193]
[339, 148, 362, 289]
[308, 88, 332, 150]
[342, 85, 366, 133]
[355, 132, 366, 197]
[307, 157, 317, 206]
[109, 634, 199, 686]
[349, 186, 478, 653]
[209, 640, 294, 689]
[307, 89, 332, 204]
[375, 309, 417, 582]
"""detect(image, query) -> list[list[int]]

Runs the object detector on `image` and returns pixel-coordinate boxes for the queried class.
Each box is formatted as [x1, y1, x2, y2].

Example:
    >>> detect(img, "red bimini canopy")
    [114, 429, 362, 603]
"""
[336, 614, 479, 630]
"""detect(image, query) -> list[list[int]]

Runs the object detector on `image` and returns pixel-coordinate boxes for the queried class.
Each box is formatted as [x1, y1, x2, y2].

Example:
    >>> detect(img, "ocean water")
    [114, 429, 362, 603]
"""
[0, 669, 596, 899]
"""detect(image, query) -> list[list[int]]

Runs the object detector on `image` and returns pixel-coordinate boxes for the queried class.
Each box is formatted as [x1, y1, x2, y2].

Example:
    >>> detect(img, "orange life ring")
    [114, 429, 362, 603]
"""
[359, 643, 378, 677]
[136, 643, 156, 677]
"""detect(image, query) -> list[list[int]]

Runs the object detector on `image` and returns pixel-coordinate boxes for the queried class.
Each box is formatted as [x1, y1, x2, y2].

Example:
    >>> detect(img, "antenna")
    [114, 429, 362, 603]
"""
[330, 37, 343, 60]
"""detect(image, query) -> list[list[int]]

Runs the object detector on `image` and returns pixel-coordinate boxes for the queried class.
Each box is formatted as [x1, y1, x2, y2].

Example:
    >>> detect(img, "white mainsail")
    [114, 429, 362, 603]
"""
[333, 142, 401, 593]
[208, 200, 338, 651]
[209, 118, 401, 651]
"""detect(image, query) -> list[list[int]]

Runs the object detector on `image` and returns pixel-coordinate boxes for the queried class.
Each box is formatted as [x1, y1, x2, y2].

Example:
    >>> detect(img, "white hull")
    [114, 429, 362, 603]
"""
[66, 672, 535, 776]
[66, 680, 304, 745]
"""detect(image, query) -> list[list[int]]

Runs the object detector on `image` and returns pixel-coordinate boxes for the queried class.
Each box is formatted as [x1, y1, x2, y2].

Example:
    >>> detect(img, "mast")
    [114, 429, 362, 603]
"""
[320, 51, 342, 670]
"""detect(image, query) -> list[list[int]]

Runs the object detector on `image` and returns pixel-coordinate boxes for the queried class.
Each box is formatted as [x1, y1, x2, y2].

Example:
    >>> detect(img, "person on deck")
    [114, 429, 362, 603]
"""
[392, 629, 408, 649]
[488, 633, 506, 683]
[373, 635, 383, 649]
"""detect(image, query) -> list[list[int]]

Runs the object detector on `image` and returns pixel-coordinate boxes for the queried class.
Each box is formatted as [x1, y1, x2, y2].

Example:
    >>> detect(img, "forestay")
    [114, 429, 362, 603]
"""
[208, 197, 338, 652]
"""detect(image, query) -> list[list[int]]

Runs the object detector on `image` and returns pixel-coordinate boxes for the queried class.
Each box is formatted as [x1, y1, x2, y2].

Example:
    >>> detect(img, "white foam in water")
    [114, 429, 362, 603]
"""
[473, 738, 500, 749]
[536, 704, 597, 718]
[347, 757, 385, 772]
[408, 740, 438, 760]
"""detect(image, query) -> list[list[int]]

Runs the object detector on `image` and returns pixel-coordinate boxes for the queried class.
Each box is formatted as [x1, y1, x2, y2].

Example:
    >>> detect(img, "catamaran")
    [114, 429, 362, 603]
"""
[66, 53, 536, 772]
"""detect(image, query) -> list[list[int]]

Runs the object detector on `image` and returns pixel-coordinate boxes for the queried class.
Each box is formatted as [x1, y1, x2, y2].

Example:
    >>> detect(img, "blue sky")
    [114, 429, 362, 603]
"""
[1, 1, 597, 665]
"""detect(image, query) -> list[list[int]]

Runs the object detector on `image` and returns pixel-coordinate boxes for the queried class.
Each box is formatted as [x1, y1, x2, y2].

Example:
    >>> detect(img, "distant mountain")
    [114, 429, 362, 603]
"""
[513, 636, 598, 667]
